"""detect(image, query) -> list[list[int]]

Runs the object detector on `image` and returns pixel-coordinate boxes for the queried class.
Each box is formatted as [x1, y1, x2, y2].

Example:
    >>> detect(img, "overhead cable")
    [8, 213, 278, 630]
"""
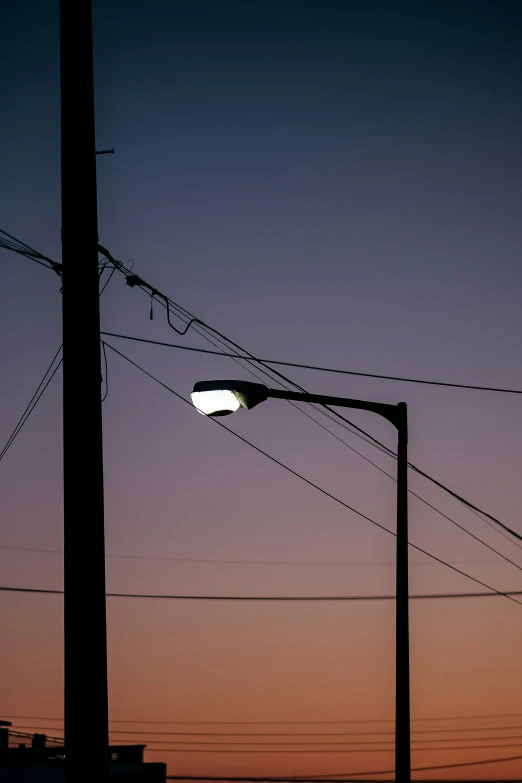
[127, 742, 522, 753]
[100, 332, 522, 396]
[4, 228, 521, 548]
[97, 249, 522, 546]
[0, 228, 62, 276]
[162, 752, 522, 778]
[2, 542, 520, 568]
[4, 228, 519, 546]
[100, 333, 522, 576]
[12, 725, 522, 738]
[102, 342, 522, 607]
[2, 584, 522, 601]
[0, 347, 63, 462]
[7, 712, 522, 725]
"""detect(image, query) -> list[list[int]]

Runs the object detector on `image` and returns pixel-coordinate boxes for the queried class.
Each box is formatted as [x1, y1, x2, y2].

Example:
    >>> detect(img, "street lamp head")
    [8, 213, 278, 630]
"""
[191, 380, 268, 417]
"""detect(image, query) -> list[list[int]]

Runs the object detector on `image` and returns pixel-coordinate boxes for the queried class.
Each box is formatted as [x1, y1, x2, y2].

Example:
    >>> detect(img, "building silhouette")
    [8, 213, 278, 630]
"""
[0, 721, 166, 781]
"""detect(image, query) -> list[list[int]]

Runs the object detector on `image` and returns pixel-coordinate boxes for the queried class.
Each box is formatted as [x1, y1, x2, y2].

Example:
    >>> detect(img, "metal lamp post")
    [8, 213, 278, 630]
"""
[191, 379, 411, 783]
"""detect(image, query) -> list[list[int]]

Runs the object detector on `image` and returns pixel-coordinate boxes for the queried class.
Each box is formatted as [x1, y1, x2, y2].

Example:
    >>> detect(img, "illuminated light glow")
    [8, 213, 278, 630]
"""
[191, 389, 241, 416]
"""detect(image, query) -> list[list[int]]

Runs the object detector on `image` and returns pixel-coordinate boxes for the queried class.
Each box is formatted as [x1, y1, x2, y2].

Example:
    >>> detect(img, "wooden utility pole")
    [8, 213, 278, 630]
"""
[60, 1, 109, 780]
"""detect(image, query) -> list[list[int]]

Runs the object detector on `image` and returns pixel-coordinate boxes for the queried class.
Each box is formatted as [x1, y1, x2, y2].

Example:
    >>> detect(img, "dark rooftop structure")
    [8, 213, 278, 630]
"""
[0, 724, 166, 782]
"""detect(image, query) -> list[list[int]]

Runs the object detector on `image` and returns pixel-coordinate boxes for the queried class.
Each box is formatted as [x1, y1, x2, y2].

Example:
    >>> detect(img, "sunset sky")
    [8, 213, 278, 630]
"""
[1, 0, 522, 779]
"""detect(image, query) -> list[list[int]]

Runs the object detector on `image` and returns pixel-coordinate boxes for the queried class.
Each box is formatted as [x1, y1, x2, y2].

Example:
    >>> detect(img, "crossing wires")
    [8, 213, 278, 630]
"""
[97, 243, 522, 547]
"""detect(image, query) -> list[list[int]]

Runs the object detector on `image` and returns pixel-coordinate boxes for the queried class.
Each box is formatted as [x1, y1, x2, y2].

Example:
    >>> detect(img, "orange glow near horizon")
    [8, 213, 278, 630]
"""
[3, 590, 522, 778]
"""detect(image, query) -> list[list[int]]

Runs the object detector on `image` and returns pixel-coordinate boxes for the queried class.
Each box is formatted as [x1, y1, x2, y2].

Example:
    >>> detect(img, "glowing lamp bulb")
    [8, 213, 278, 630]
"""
[190, 389, 241, 416]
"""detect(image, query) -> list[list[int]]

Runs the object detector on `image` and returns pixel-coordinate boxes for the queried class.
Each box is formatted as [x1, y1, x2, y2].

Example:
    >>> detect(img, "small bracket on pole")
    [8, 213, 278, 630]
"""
[95, 149, 115, 156]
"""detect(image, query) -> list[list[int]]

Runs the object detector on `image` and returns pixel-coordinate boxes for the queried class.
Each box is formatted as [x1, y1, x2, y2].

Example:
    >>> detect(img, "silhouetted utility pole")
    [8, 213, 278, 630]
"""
[61, 1, 109, 781]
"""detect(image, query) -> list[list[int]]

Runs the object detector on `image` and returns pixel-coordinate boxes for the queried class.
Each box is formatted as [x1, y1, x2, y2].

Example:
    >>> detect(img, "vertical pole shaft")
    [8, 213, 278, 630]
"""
[60, 2, 109, 781]
[395, 402, 410, 783]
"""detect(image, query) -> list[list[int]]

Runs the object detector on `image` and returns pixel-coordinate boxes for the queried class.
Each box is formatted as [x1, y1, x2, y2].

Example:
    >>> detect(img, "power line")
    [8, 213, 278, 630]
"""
[0, 347, 63, 462]
[3, 584, 522, 601]
[5, 229, 522, 559]
[300, 753, 522, 778]
[61, 739, 522, 749]
[100, 349, 391, 533]
[98, 726, 522, 738]
[120, 743, 522, 754]
[6, 229, 521, 548]
[185, 371, 522, 580]
[100, 332, 522, 396]
[162, 752, 522, 779]
[185, 326, 522, 553]
[101, 341, 109, 402]
[13, 726, 521, 753]
[466, 506, 522, 554]
[100, 255, 522, 547]
[99, 264, 117, 296]
[165, 779, 520, 783]
[409, 463, 522, 543]
[12, 725, 522, 739]
[0, 229, 62, 276]
[4, 228, 520, 549]
[1, 241, 119, 465]
[2, 542, 520, 568]
[110, 342, 515, 569]
[106, 319, 522, 587]
[6, 712, 522, 725]
[14, 729, 522, 756]
[6, 325, 521, 588]
[113, 260, 522, 546]
[102, 342, 522, 607]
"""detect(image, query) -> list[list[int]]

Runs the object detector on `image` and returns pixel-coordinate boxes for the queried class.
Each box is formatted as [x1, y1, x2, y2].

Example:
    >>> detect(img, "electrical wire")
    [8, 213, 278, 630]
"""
[38, 739, 522, 750]
[4, 229, 519, 549]
[13, 726, 522, 754]
[107, 743, 522, 753]
[101, 341, 109, 402]
[6, 712, 522, 725]
[8, 722, 522, 779]
[465, 505, 522, 553]
[4, 229, 521, 562]
[98, 256, 109, 278]
[163, 752, 522, 779]
[0, 238, 120, 463]
[194, 322, 522, 546]
[162, 342, 522, 577]
[99, 332, 522, 396]
[12, 725, 522, 738]
[0, 347, 63, 462]
[0, 736, 504, 748]
[99, 263, 117, 296]
[296, 752, 522, 778]
[6, 227, 519, 549]
[102, 342, 522, 607]
[9, 729, 522, 756]
[0, 229, 62, 276]
[3, 583, 522, 601]
[410, 463, 522, 543]
[2, 542, 520, 568]
[267, 399, 522, 569]
[99, 251, 522, 546]
[104, 328, 521, 568]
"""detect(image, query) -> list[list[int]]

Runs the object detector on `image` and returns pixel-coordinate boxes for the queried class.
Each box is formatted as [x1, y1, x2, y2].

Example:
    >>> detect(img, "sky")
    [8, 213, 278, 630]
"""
[1, 0, 522, 778]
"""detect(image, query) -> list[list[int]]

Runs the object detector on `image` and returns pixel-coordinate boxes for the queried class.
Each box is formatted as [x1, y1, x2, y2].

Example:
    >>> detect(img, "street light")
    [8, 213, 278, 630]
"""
[191, 379, 411, 783]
